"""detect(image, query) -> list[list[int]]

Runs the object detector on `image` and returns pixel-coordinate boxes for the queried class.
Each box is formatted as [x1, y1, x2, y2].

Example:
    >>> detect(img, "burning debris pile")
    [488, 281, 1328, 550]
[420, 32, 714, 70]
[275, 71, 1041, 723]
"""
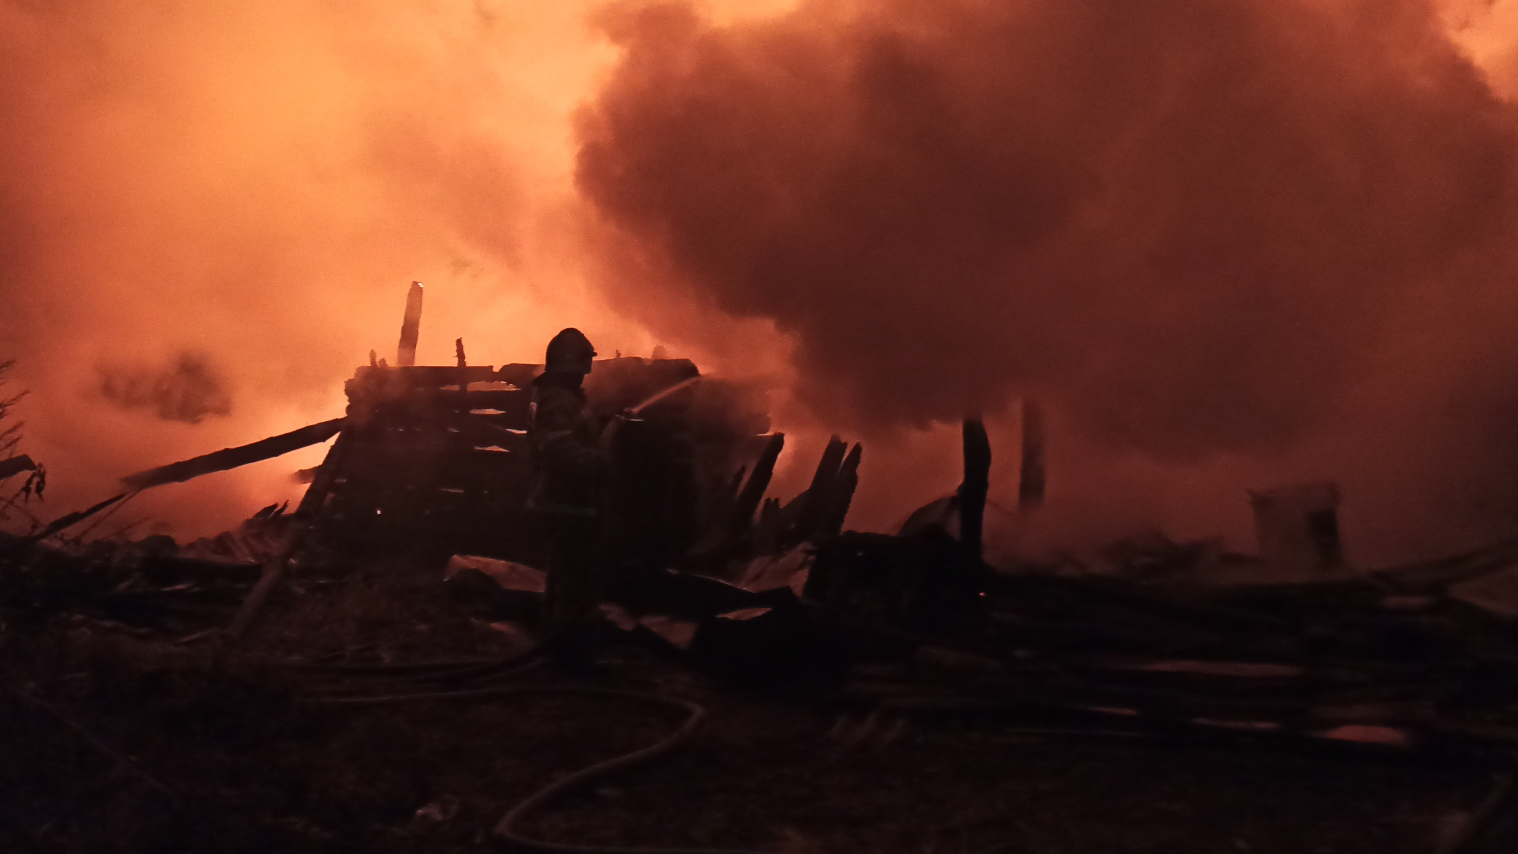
[6, 287, 1518, 852]
[6, 282, 1518, 720]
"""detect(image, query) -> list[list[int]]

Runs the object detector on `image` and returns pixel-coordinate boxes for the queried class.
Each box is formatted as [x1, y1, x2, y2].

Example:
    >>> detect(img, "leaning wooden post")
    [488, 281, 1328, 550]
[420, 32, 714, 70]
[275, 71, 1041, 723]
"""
[227, 428, 353, 639]
[396, 281, 424, 367]
[959, 418, 991, 560]
[727, 432, 785, 544]
[820, 443, 863, 536]
[794, 435, 847, 542]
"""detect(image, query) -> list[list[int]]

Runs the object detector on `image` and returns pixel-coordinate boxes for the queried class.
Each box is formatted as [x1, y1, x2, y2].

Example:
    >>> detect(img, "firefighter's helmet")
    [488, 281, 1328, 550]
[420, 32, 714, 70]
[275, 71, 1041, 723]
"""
[543, 327, 597, 375]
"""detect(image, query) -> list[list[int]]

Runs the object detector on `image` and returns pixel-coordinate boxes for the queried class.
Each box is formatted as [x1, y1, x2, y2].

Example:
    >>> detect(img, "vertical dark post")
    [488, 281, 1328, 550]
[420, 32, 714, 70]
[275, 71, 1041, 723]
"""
[795, 436, 847, 541]
[960, 419, 991, 560]
[820, 443, 863, 536]
[455, 338, 468, 393]
[1018, 399, 1045, 511]
[728, 433, 785, 543]
[396, 281, 424, 367]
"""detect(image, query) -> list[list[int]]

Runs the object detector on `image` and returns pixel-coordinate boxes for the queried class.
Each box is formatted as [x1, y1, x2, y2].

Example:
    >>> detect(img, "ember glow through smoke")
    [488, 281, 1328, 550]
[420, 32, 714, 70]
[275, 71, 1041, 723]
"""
[3, 0, 1517, 562]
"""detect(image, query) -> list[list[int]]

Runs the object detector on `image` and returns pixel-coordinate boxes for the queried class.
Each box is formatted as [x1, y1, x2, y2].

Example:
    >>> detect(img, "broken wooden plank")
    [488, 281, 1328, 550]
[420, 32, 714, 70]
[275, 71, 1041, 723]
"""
[729, 433, 785, 543]
[1, 492, 128, 554]
[794, 436, 847, 543]
[121, 418, 345, 490]
[820, 443, 862, 536]
[960, 418, 991, 559]
[397, 280, 424, 367]
[350, 365, 500, 388]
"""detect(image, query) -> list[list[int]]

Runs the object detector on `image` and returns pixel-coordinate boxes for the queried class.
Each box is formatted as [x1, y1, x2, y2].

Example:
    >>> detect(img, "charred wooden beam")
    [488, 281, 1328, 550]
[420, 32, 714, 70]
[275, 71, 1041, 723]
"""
[121, 418, 346, 490]
[729, 433, 785, 542]
[960, 419, 991, 559]
[1, 492, 128, 555]
[350, 365, 499, 389]
[455, 337, 469, 397]
[794, 436, 848, 542]
[820, 443, 863, 536]
[396, 281, 424, 367]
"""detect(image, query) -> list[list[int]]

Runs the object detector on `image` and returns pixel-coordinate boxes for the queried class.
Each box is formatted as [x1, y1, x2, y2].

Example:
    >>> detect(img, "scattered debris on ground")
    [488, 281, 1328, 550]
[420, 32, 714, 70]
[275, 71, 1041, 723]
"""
[6, 295, 1518, 853]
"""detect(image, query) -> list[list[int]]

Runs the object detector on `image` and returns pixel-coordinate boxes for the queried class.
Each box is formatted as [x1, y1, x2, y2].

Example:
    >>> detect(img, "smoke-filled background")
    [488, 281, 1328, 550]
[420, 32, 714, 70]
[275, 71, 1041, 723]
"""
[3, 0, 1518, 564]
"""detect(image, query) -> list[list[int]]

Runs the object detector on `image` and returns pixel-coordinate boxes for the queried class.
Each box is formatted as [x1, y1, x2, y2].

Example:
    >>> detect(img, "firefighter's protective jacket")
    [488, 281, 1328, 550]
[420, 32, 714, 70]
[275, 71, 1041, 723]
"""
[529, 380, 605, 515]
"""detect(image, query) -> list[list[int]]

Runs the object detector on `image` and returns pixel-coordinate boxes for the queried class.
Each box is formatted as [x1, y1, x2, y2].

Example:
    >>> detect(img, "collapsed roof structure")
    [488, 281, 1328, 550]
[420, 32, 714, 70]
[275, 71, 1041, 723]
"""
[122, 283, 775, 564]
[8, 285, 1518, 852]
[82, 283, 870, 635]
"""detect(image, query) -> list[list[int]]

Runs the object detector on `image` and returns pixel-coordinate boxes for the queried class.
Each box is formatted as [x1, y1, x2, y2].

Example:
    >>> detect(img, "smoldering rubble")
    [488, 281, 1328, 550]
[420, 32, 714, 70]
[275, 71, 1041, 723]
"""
[6, 289, 1518, 852]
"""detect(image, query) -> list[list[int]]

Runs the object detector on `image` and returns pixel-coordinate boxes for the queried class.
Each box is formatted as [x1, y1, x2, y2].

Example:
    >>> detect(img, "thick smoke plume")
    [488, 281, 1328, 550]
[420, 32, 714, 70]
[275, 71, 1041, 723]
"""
[98, 353, 233, 424]
[3, 0, 1518, 557]
[578, 0, 1518, 558]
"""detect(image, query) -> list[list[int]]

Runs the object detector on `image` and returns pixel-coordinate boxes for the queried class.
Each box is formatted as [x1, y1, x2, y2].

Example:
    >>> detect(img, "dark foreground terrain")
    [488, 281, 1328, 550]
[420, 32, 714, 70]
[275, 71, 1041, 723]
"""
[3, 555, 1516, 854]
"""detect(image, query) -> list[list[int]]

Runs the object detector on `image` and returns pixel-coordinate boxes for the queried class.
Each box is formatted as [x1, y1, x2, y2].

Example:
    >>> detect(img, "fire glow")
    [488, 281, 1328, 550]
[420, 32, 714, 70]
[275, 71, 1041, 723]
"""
[2, 0, 1518, 563]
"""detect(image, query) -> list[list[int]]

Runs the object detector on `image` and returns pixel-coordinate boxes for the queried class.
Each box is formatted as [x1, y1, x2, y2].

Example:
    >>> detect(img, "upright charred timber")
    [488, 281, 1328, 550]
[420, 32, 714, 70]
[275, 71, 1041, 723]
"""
[754, 496, 782, 553]
[820, 443, 863, 536]
[792, 436, 847, 544]
[727, 433, 785, 546]
[960, 418, 991, 561]
[396, 281, 424, 367]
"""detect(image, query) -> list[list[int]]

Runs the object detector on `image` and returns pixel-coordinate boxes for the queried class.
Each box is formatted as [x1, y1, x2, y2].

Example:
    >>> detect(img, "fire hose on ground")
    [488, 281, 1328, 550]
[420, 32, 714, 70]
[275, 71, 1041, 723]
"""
[304, 684, 768, 854]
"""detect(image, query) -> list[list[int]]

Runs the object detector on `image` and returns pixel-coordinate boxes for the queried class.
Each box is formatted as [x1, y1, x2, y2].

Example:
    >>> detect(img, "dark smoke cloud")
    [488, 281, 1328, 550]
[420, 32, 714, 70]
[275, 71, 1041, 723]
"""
[577, 0, 1518, 553]
[98, 353, 232, 424]
[3, 0, 1516, 555]
[580, 0, 1517, 447]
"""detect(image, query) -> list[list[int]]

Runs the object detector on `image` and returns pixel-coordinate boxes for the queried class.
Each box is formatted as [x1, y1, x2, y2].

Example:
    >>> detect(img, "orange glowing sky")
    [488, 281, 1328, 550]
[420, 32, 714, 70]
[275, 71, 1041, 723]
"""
[3, 1, 1518, 562]
[1, 1, 797, 537]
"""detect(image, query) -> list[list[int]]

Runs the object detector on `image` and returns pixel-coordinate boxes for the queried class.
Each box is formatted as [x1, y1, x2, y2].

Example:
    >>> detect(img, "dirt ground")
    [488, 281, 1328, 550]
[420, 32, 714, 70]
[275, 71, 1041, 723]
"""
[2, 556, 1514, 854]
